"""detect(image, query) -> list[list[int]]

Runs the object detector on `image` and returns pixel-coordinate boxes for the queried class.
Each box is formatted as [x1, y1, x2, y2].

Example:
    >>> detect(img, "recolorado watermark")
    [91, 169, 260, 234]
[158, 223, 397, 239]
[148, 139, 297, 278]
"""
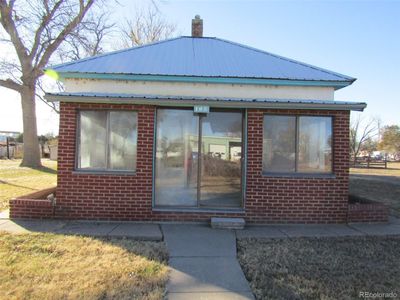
[359, 291, 398, 299]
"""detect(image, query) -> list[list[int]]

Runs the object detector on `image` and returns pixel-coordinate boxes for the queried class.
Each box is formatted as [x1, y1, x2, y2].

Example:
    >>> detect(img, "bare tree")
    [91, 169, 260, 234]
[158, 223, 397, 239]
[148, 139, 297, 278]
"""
[0, 0, 98, 167]
[43, 10, 115, 113]
[350, 115, 379, 164]
[120, 4, 176, 48]
[36, 76, 61, 113]
[60, 11, 115, 61]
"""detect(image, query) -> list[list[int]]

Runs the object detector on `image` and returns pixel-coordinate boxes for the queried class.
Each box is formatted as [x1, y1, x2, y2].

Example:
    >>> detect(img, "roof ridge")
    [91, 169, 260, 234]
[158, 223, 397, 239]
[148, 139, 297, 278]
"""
[214, 37, 355, 81]
[47, 36, 184, 70]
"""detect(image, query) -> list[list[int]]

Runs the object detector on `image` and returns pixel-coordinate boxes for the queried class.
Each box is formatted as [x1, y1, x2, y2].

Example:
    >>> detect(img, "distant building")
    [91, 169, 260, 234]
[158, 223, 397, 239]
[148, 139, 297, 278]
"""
[0, 131, 22, 159]
[0, 131, 20, 142]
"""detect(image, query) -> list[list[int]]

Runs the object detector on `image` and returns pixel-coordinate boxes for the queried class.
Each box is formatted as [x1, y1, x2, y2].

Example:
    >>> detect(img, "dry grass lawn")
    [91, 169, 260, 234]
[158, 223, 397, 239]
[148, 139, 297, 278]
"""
[238, 237, 400, 300]
[350, 162, 400, 216]
[0, 159, 57, 211]
[0, 232, 169, 300]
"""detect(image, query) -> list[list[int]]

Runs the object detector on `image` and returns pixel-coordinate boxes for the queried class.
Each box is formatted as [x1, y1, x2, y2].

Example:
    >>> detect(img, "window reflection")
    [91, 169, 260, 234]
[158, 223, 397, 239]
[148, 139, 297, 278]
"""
[298, 117, 332, 173]
[263, 115, 296, 173]
[155, 109, 198, 206]
[154, 109, 243, 208]
[78, 111, 138, 171]
[109, 112, 137, 170]
[262, 115, 332, 174]
[79, 111, 107, 169]
[200, 112, 242, 207]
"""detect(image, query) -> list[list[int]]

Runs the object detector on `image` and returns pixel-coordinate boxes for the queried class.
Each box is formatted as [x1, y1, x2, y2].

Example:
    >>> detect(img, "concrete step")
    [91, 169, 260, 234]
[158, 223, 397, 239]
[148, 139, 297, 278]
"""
[211, 217, 245, 230]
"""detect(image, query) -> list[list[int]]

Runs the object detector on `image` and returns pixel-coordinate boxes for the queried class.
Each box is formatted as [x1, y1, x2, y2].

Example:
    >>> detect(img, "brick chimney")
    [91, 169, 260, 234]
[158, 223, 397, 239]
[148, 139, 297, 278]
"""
[192, 15, 203, 37]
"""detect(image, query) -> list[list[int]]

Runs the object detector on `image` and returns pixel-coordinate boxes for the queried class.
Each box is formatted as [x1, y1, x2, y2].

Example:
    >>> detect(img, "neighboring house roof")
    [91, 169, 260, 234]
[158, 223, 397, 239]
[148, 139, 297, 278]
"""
[45, 92, 367, 111]
[48, 36, 355, 89]
[0, 130, 20, 135]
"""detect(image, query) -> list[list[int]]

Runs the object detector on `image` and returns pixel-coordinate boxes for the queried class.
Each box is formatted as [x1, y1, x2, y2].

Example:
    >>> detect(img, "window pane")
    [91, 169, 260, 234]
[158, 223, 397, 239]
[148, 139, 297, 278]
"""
[79, 111, 107, 169]
[200, 111, 242, 208]
[298, 117, 332, 173]
[155, 109, 198, 206]
[109, 111, 137, 170]
[263, 115, 296, 173]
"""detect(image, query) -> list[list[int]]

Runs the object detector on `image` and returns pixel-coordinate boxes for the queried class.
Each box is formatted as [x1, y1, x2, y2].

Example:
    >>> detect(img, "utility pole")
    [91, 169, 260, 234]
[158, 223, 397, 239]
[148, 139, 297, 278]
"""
[6, 137, 10, 159]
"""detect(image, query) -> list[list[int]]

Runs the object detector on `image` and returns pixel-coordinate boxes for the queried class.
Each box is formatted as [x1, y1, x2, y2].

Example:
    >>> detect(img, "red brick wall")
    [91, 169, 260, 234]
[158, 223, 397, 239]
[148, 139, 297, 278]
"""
[10, 199, 54, 219]
[9, 187, 56, 219]
[51, 103, 351, 223]
[245, 109, 350, 223]
[348, 203, 388, 223]
[55, 102, 155, 220]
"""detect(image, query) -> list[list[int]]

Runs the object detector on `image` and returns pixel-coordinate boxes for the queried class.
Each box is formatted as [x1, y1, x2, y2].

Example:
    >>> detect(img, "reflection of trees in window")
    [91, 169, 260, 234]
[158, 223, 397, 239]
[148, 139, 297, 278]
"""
[298, 117, 332, 172]
[155, 109, 243, 208]
[263, 115, 332, 173]
[275, 127, 296, 156]
[263, 116, 296, 172]
[109, 112, 137, 170]
[78, 111, 137, 171]
[159, 137, 184, 166]
[203, 155, 241, 177]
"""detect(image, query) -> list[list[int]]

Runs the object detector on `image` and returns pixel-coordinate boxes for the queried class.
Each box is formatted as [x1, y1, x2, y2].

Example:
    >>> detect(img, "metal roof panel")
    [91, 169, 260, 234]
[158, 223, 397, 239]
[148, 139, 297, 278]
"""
[49, 37, 355, 82]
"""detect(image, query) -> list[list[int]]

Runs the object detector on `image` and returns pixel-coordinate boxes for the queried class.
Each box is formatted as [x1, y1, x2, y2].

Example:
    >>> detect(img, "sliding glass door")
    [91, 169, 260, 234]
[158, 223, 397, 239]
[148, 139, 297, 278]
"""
[154, 109, 198, 206]
[199, 112, 242, 207]
[154, 108, 243, 208]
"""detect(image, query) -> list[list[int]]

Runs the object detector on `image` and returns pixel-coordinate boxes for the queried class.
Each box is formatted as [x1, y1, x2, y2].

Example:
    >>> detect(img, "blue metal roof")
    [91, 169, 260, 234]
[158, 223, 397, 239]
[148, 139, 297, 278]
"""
[49, 36, 355, 83]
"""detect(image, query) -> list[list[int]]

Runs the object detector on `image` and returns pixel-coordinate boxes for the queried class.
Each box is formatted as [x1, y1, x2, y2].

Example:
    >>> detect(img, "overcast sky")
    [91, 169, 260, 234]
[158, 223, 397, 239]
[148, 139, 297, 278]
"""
[0, 0, 399, 135]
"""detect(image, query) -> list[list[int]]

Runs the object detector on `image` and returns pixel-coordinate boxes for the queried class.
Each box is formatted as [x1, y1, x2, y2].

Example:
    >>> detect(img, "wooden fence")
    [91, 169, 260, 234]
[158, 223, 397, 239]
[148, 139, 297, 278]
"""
[0, 143, 23, 159]
[351, 156, 387, 169]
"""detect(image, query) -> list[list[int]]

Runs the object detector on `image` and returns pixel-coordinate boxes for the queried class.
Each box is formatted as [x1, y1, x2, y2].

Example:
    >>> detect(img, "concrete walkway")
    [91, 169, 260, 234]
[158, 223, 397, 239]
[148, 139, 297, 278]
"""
[162, 224, 255, 300]
[0, 219, 163, 240]
[237, 220, 400, 239]
[2, 218, 400, 239]
[2, 216, 400, 300]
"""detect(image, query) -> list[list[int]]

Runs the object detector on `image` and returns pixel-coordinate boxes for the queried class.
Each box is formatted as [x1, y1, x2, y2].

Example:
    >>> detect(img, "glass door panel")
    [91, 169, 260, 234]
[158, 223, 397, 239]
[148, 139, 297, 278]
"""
[199, 112, 242, 207]
[154, 109, 198, 206]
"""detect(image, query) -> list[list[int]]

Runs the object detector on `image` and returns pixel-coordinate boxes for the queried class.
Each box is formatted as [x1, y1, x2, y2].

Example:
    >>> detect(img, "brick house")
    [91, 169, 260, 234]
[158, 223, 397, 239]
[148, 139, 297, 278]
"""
[26, 17, 369, 223]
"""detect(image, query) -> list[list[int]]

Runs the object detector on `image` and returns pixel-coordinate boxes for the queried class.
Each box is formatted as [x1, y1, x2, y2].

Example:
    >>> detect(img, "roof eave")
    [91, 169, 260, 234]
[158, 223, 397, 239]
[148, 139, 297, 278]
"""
[44, 93, 366, 111]
[46, 71, 353, 89]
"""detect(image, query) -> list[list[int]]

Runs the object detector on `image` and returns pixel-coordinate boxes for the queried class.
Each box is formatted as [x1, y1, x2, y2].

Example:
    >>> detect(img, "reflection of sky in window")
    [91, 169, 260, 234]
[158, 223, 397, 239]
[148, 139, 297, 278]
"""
[202, 122, 216, 136]
[158, 110, 197, 141]
[203, 112, 242, 137]
[159, 110, 241, 139]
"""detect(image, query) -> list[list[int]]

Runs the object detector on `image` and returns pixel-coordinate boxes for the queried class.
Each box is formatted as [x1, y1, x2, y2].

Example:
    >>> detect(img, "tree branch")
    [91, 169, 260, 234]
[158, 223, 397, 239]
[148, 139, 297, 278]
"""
[119, 3, 176, 48]
[351, 115, 378, 160]
[0, 78, 21, 92]
[36, 92, 60, 113]
[36, 0, 95, 72]
[29, 0, 64, 61]
[36, 77, 60, 113]
[0, 0, 29, 66]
